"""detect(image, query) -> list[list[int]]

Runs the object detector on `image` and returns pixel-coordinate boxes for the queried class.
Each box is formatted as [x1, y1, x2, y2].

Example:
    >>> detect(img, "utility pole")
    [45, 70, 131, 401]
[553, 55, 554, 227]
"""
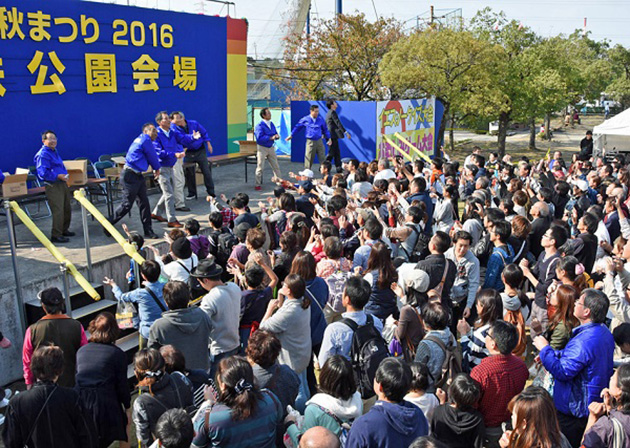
[306, 4, 311, 36]
[430, 5, 434, 25]
[336, 0, 342, 16]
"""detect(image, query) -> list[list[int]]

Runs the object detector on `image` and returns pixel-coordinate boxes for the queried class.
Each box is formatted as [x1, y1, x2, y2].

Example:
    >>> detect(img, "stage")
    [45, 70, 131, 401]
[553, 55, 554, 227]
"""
[0, 156, 303, 384]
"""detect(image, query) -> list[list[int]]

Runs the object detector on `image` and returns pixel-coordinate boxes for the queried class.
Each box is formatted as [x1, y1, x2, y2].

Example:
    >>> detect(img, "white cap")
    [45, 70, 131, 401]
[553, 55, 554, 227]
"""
[571, 179, 588, 192]
[298, 169, 314, 178]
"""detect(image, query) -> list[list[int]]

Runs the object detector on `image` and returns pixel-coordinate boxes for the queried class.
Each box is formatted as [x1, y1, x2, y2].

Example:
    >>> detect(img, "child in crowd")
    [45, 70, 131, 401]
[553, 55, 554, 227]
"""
[404, 363, 440, 423]
[430, 374, 485, 448]
[185, 218, 210, 260]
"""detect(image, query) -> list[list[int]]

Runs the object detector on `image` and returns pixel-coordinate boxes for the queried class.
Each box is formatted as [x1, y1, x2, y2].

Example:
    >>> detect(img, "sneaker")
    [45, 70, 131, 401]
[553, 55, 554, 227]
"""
[167, 221, 183, 228]
[0, 337, 11, 349]
[254, 186, 262, 191]
[186, 194, 196, 201]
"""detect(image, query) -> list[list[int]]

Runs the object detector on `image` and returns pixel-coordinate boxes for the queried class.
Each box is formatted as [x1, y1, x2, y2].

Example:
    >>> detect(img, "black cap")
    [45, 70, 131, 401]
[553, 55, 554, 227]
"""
[171, 238, 192, 259]
[38, 287, 64, 307]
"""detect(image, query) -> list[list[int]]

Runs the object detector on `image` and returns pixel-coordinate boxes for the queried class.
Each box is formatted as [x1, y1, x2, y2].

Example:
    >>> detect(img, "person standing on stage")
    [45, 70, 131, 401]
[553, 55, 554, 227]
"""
[325, 100, 351, 173]
[108, 123, 161, 239]
[152, 111, 199, 229]
[254, 108, 282, 191]
[34, 130, 74, 243]
[286, 104, 331, 170]
[170, 111, 215, 200]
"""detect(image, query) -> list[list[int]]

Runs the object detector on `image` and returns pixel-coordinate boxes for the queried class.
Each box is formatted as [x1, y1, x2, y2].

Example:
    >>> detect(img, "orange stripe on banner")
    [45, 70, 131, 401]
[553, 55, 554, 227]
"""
[227, 39, 247, 54]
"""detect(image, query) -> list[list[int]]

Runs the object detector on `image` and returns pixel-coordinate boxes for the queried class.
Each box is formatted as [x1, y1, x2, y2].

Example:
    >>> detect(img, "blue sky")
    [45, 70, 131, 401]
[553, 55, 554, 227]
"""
[94, 0, 630, 56]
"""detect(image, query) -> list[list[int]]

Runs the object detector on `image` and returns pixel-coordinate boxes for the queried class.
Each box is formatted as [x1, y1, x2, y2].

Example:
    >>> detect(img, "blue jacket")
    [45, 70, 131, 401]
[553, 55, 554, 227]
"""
[409, 191, 434, 235]
[482, 244, 514, 292]
[291, 115, 331, 141]
[541, 322, 614, 418]
[34, 145, 68, 183]
[125, 133, 161, 173]
[346, 400, 428, 448]
[306, 277, 329, 346]
[254, 120, 278, 148]
[113, 282, 167, 339]
[154, 127, 194, 167]
[171, 119, 210, 152]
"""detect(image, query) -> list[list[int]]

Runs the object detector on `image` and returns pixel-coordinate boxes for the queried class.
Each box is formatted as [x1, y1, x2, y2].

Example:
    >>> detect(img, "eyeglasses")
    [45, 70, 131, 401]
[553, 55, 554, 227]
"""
[575, 301, 585, 308]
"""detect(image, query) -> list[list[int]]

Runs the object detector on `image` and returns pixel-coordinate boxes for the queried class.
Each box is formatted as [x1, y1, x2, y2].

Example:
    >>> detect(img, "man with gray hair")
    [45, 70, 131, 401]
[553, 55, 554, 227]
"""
[534, 288, 615, 448]
[374, 158, 397, 182]
[529, 201, 551, 259]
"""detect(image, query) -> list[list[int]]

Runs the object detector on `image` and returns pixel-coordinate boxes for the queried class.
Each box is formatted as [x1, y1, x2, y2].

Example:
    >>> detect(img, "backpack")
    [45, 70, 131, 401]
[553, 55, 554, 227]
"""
[341, 315, 390, 399]
[424, 334, 462, 389]
[216, 231, 238, 268]
[400, 223, 430, 263]
[177, 260, 206, 300]
[324, 264, 353, 314]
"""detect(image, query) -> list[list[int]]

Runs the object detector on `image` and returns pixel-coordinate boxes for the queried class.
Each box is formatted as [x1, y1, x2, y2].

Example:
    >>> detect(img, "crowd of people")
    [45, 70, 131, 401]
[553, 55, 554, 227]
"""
[4, 126, 630, 448]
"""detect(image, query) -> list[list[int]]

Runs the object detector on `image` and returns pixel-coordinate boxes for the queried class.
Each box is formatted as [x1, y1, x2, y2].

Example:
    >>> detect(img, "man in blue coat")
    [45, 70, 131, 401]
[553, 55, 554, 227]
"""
[170, 111, 215, 200]
[34, 130, 74, 243]
[151, 111, 199, 228]
[286, 104, 331, 170]
[254, 108, 282, 191]
[108, 123, 161, 239]
[535, 288, 615, 448]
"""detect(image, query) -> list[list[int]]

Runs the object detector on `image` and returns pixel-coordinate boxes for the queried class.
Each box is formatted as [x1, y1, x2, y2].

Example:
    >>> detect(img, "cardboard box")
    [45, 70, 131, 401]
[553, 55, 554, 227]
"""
[63, 160, 88, 186]
[104, 166, 121, 178]
[2, 170, 29, 198]
[237, 140, 257, 154]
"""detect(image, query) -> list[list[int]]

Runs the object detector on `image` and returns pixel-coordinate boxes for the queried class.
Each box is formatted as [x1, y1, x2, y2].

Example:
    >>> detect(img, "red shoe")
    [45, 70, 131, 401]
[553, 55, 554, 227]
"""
[151, 214, 167, 223]
[167, 221, 183, 228]
[255, 186, 262, 191]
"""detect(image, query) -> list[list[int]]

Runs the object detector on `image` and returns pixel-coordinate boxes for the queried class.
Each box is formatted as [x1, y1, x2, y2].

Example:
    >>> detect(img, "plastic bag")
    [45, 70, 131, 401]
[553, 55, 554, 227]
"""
[116, 301, 137, 330]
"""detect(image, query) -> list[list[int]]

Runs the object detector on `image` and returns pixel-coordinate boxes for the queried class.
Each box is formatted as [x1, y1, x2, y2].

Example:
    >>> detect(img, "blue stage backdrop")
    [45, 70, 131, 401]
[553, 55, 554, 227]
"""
[290, 101, 377, 165]
[0, 0, 232, 172]
[290, 99, 444, 164]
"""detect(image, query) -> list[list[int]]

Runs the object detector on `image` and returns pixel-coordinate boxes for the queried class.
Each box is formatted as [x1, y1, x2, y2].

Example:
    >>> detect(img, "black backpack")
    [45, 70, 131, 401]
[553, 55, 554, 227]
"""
[424, 334, 463, 389]
[401, 223, 430, 263]
[216, 231, 238, 268]
[177, 260, 206, 300]
[341, 315, 390, 399]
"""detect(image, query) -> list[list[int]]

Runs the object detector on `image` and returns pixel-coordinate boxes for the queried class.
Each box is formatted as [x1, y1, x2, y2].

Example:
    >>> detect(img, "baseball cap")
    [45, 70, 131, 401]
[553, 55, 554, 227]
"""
[298, 180, 314, 192]
[571, 179, 588, 192]
[298, 169, 314, 179]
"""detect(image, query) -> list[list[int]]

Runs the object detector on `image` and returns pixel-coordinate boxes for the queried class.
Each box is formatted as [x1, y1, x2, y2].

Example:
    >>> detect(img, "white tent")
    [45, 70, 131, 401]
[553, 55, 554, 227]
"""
[593, 108, 630, 155]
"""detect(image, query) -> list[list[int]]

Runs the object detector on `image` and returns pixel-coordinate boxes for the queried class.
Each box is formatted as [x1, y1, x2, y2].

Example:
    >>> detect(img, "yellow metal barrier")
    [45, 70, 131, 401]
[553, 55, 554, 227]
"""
[9, 201, 101, 301]
[73, 189, 145, 265]
[383, 135, 413, 162]
[394, 132, 432, 163]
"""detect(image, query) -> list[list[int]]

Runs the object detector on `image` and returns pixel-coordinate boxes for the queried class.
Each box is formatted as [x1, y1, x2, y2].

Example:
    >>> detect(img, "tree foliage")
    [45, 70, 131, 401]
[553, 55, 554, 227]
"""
[608, 44, 630, 108]
[379, 27, 506, 149]
[266, 13, 401, 101]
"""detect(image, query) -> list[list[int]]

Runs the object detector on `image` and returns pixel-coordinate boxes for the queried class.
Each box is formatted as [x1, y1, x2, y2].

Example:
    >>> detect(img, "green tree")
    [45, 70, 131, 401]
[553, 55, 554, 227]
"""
[379, 28, 505, 150]
[265, 13, 401, 101]
[608, 44, 630, 109]
[470, 9, 544, 153]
